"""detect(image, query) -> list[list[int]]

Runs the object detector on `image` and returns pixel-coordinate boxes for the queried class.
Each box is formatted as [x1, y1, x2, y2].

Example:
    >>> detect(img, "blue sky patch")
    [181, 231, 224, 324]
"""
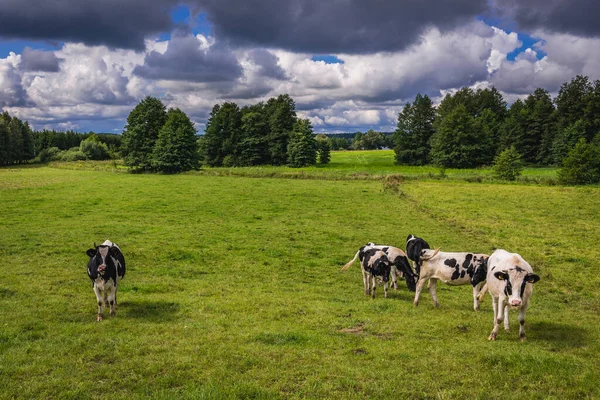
[0, 39, 62, 58]
[311, 55, 344, 64]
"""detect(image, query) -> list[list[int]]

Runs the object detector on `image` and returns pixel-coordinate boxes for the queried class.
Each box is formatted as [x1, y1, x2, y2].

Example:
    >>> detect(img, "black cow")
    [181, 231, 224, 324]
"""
[86, 240, 126, 321]
[406, 234, 431, 276]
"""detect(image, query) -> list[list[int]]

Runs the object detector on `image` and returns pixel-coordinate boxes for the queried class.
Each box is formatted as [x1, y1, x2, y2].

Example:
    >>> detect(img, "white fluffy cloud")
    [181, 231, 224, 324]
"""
[2, 22, 600, 132]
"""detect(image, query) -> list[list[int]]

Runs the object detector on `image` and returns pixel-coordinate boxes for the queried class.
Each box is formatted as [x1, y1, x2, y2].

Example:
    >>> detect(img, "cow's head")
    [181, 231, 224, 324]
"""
[494, 268, 540, 309]
[471, 255, 489, 286]
[86, 244, 119, 277]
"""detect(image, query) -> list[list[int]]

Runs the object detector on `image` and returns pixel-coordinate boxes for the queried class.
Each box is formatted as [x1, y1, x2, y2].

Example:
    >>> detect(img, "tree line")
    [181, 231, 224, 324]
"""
[392, 75, 600, 183]
[199, 94, 330, 167]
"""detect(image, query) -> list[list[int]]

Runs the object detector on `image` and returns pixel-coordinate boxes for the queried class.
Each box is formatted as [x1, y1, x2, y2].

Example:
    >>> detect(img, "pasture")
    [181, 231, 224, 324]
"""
[0, 153, 599, 399]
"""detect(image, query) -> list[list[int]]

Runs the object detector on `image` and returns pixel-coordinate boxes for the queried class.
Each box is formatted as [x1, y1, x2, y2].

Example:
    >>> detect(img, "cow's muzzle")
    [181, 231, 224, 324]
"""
[98, 264, 106, 274]
[510, 299, 522, 308]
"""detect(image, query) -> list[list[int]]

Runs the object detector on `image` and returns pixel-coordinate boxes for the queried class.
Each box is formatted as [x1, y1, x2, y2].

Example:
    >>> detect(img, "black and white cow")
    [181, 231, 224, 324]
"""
[343, 243, 417, 292]
[485, 249, 540, 341]
[86, 240, 126, 321]
[342, 246, 394, 298]
[406, 234, 430, 276]
[414, 248, 489, 310]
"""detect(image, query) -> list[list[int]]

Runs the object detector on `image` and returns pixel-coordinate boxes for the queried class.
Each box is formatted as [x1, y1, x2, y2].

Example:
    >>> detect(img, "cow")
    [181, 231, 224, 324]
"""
[485, 249, 540, 341]
[342, 246, 394, 298]
[343, 243, 417, 292]
[406, 234, 431, 276]
[86, 240, 126, 321]
[414, 248, 489, 310]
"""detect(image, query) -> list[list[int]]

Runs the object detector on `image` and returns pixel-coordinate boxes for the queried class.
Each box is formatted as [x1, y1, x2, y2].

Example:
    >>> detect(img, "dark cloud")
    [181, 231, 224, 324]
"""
[0, 0, 177, 50]
[248, 49, 288, 80]
[493, 0, 600, 37]
[133, 35, 243, 82]
[190, 0, 487, 53]
[20, 48, 61, 72]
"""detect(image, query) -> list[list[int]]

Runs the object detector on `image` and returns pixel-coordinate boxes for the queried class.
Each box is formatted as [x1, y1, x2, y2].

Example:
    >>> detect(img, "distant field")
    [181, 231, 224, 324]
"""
[49, 149, 559, 182]
[1, 162, 597, 399]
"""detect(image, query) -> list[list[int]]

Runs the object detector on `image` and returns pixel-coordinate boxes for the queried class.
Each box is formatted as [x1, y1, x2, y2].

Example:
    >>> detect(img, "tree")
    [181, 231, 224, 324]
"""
[80, 137, 110, 160]
[352, 131, 364, 149]
[238, 104, 268, 166]
[558, 139, 600, 184]
[121, 96, 167, 171]
[201, 103, 241, 167]
[0, 119, 9, 165]
[152, 108, 199, 173]
[8, 117, 23, 164]
[492, 146, 524, 181]
[361, 129, 386, 150]
[287, 119, 317, 167]
[393, 94, 436, 165]
[315, 134, 331, 164]
[265, 94, 297, 165]
[430, 105, 489, 168]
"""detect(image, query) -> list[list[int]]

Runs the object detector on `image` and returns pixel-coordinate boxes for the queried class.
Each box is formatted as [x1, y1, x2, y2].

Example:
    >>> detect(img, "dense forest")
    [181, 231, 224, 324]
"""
[1, 74, 599, 182]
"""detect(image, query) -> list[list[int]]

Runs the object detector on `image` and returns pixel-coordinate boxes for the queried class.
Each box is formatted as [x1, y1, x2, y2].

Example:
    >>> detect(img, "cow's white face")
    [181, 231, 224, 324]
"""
[494, 267, 540, 309]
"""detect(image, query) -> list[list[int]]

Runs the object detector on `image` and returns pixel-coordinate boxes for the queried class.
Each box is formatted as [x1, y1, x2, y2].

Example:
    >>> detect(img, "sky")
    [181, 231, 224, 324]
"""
[0, 0, 599, 134]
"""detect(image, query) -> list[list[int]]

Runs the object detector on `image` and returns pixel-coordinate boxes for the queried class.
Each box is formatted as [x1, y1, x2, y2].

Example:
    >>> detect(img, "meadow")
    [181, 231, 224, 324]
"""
[0, 151, 598, 399]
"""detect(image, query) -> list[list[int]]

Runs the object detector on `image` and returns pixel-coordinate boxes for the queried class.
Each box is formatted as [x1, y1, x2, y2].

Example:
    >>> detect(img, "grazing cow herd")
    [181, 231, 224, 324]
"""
[342, 234, 541, 341]
[84, 234, 540, 341]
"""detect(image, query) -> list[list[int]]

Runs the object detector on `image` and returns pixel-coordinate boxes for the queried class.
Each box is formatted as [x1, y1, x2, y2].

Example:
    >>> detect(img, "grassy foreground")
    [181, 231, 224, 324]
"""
[0, 163, 598, 399]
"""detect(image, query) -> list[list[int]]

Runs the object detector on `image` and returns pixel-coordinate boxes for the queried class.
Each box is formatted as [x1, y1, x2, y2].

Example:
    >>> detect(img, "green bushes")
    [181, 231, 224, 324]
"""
[492, 146, 524, 181]
[558, 139, 600, 184]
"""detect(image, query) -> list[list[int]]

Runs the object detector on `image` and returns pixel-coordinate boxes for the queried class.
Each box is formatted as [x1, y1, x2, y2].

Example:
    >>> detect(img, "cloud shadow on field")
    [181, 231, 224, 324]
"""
[529, 321, 588, 348]
[119, 300, 180, 322]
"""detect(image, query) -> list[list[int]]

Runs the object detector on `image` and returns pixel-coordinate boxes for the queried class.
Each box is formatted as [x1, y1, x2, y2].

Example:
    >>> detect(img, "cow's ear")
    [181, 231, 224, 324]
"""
[527, 274, 540, 284]
[86, 249, 96, 258]
[494, 271, 508, 281]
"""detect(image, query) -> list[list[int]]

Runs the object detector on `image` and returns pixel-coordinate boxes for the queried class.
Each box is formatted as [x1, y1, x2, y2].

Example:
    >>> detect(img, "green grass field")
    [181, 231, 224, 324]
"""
[1, 152, 598, 399]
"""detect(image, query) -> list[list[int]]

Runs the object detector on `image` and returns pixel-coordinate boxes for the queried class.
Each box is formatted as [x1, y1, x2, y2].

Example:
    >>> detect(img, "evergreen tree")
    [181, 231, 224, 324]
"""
[0, 119, 9, 165]
[238, 104, 269, 166]
[492, 146, 524, 181]
[430, 105, 489, 168]
[499, 99, 526, 152]
[287, 119, 317, 167]
[474, 87, 507, 120]
[315, 134, 331, 164]
[152, 108, 199, 173]
[8, 117, 23, 164]
[201, 102, 241, 167]
[265, 94, 297, 165]
[393, 94, 436, 165]
[21, 122, 35, 161]
[121, 96, 167, 171]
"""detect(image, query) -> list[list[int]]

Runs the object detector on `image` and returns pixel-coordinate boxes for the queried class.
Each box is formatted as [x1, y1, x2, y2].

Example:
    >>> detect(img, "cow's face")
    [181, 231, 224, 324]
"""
[404, 269, 417, 292]
[471, 255, 489, 285]
[87, 245, 119, 277]
[494, 268, 540, 309]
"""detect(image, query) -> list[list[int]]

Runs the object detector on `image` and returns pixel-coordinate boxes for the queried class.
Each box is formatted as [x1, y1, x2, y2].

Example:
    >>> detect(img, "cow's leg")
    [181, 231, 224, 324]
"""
[413, 278, 427, 306]
[503, 303, 510, 332]
[427, 278, 439, 308]
[108, 283, 117, 316]
[518, 303, 529, 341]
[362, 269, 370, 296]
[383, 279, 388, 298]
[472, 282, 484, 311]
[489, 296, 501, 340]
[390, 267, 398, 290]
[371, 275, 377, 298]
[93, 285, 104, 321]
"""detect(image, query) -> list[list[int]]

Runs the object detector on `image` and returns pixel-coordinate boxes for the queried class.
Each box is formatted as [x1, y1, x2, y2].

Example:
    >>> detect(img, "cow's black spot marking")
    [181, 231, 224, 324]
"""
[460, 270, 466, 278]
[462, 254, 473, 269]
[504, 279, 513, 296]
[515, 266, 525, 273]
[444, 259, 457, 268]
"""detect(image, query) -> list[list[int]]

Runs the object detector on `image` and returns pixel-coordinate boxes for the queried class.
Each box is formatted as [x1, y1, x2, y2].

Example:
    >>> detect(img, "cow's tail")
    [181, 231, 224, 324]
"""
[420, 248, 440, 261]
[477, 283, 488, 302]
[341, 250, 360, 271]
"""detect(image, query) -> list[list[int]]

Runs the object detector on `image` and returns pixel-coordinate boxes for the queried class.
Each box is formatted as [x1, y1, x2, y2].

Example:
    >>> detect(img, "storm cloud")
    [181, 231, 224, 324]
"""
[133, 35, 243, 82]
[190, 0, 488, 53]
[0, 0, 177, 50]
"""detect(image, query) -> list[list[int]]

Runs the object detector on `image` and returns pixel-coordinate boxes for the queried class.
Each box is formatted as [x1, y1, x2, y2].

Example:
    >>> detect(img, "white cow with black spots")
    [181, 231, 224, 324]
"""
[86, 240, 126, 321]
[485, 249, 540, 341]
